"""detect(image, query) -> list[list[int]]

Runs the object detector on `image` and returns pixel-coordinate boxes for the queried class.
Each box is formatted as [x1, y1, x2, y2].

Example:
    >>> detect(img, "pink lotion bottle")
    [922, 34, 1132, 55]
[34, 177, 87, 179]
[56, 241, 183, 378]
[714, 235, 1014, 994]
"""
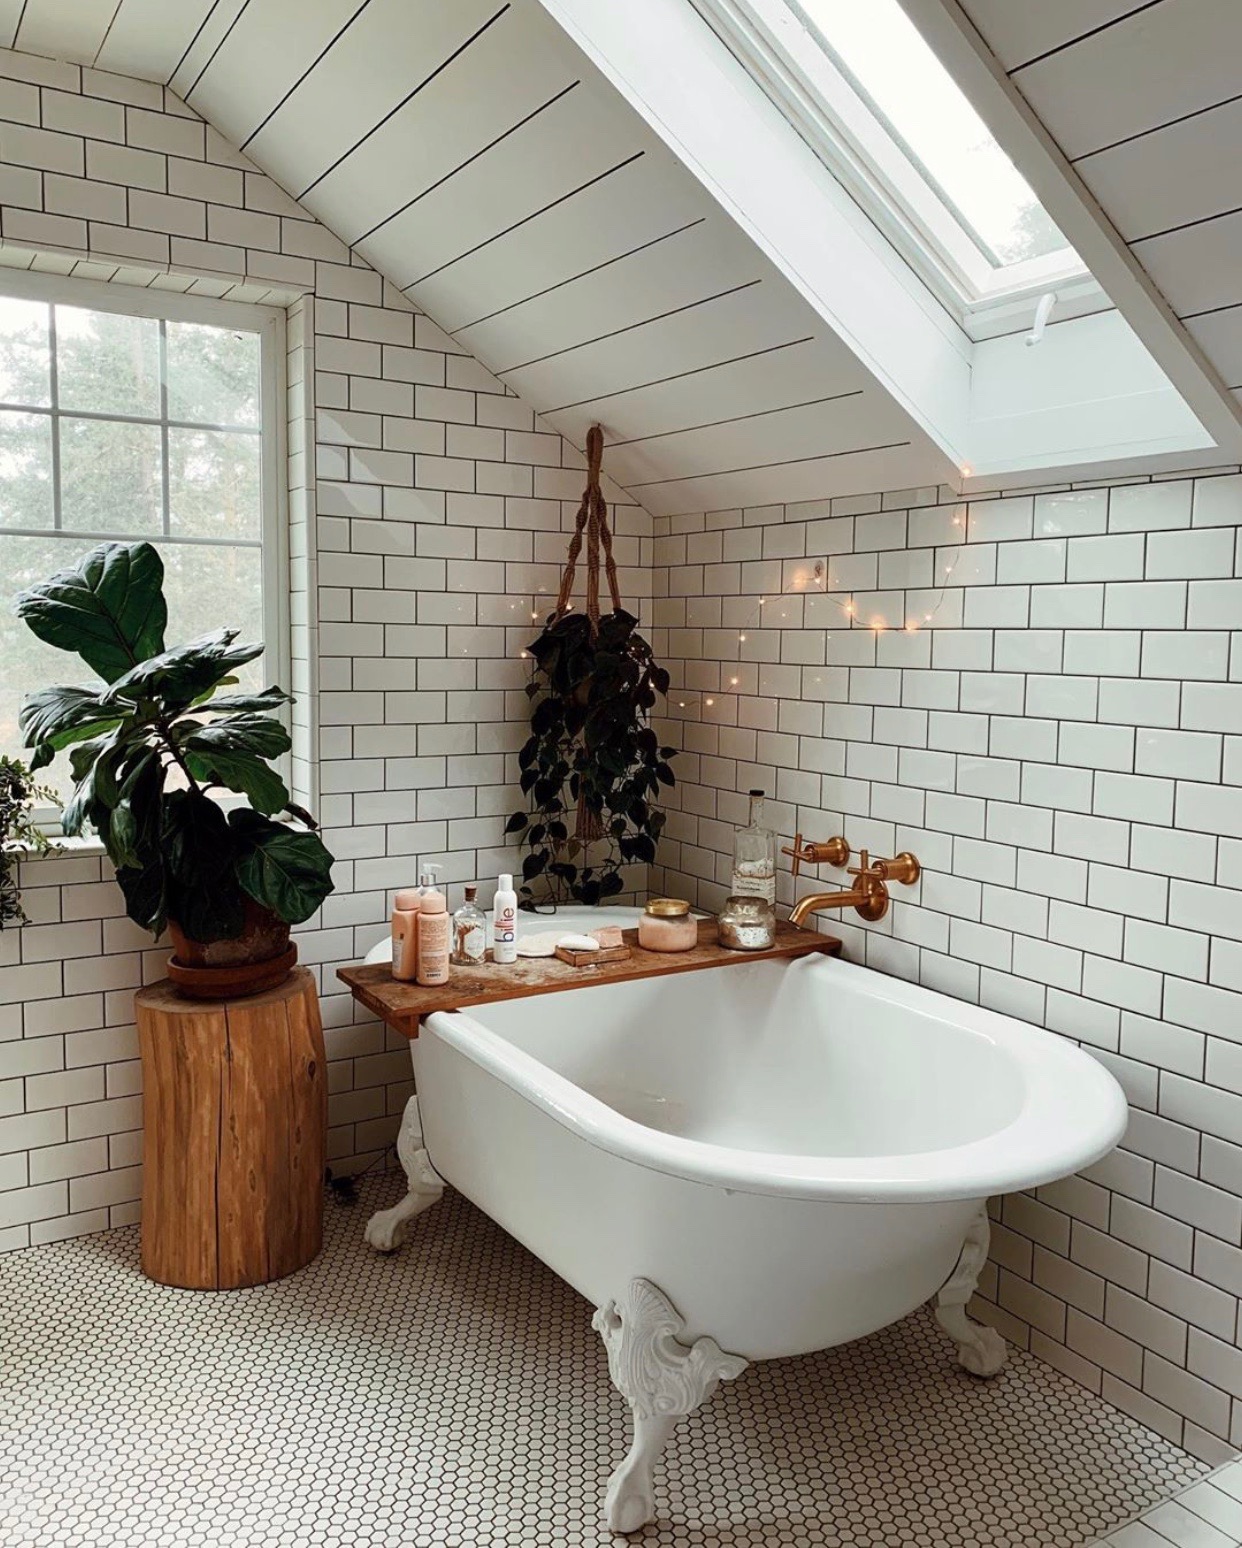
[416, 865, 450, 987]
[391, 886, 421, 981]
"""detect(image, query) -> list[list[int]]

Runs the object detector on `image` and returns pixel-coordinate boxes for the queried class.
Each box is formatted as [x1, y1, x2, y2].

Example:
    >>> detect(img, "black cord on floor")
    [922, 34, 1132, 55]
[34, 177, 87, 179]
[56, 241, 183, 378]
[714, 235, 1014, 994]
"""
[324, 1145, 393, 1206]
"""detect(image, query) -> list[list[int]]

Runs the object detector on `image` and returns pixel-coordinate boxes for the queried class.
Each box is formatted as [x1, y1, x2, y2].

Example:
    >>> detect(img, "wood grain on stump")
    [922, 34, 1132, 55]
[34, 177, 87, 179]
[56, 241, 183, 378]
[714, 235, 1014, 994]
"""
[136, 967, 327, 1290]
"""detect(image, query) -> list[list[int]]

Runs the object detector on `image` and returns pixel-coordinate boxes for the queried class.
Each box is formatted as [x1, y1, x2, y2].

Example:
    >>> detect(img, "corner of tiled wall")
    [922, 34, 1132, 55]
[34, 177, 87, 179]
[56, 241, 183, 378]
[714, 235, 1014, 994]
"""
[649, 470, 1242, 1461]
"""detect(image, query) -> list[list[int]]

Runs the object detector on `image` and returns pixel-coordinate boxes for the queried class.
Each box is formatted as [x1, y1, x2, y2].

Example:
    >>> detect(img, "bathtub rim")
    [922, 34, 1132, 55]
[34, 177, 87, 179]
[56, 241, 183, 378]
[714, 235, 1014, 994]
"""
[423, 954, 1127, 1204]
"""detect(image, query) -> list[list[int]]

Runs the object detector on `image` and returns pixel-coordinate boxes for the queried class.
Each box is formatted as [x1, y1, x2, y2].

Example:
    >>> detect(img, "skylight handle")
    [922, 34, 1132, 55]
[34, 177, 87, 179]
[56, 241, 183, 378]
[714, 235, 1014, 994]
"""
[1026, 291, 1057, 347]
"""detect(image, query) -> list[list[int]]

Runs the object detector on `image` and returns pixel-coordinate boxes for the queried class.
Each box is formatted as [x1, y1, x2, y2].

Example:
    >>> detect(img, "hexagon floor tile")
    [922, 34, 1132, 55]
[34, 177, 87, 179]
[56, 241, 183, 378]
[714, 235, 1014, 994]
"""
[3, 1174, 1206, 1546]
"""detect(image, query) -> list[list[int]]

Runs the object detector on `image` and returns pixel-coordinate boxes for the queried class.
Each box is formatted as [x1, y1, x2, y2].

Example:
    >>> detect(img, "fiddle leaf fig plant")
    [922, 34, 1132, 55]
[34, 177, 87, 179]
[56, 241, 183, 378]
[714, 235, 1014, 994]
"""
[14, 540, 334, 943]
[506, 607, 675, 908]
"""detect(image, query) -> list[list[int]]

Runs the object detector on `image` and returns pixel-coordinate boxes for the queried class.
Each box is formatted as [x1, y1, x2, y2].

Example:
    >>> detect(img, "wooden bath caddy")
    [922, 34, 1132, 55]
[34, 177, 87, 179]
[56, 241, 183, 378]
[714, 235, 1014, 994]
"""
[338, 919, 841, 1039]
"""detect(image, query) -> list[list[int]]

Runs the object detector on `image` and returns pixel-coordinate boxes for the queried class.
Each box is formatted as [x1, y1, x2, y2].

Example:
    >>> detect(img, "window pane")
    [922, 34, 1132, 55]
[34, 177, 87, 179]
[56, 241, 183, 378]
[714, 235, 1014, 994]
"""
[60, 416, 162, 534]
[166, 321, 260, 427]
[55, 304, 161, 417]
[797, 0, 1072, 265]
[168, 427, 261, 540]
[0, 297, 50, 407]
[0, 410, 53, 529]
[2, 536, 266, 804]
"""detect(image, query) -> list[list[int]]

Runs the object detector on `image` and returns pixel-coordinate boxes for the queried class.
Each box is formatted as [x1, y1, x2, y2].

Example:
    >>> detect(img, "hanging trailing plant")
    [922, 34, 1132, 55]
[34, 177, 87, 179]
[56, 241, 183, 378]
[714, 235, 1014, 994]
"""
[0, 756, 57, 929]
[506, 426, 676, 909]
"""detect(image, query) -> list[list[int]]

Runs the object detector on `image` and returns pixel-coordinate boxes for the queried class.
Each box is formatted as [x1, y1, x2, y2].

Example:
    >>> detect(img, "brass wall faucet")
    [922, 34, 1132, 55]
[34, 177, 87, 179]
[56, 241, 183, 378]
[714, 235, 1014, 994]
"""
[783, 834, 921, 927]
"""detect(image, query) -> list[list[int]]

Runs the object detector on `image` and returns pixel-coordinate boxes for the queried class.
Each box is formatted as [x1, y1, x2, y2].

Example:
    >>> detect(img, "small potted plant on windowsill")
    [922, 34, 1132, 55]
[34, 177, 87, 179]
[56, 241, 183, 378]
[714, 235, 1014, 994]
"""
[13, 540, 334, 998]
[0, 756, 57, 929]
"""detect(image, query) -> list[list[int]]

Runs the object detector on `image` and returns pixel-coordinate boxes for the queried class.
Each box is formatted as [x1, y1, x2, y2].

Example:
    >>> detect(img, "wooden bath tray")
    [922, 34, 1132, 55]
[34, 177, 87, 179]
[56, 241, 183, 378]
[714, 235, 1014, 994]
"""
[338, 919, 841, 1039]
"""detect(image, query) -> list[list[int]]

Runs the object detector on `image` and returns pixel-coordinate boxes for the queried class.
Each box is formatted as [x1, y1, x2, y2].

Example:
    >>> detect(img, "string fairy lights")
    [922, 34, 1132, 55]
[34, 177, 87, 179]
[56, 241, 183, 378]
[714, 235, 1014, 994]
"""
[656, 547, 964, 721]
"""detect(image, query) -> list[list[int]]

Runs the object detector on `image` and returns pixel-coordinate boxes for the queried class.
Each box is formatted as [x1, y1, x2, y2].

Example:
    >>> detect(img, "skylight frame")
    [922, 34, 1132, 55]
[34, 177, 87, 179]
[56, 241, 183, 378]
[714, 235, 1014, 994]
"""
[690, 0, 1093, 326]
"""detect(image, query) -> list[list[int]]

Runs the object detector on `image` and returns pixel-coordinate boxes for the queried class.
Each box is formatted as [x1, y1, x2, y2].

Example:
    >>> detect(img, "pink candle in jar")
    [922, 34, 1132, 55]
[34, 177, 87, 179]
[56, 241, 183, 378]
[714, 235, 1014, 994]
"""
[638, 898, 698, 952]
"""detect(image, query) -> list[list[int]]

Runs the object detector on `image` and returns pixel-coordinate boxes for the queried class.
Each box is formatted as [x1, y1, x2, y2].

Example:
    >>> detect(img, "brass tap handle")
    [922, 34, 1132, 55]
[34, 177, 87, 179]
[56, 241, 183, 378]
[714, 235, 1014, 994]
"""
[781, 835, 851, 878]
[848, 848, 871, 880]
[865, 852, 922, 886]
[782, 831, 805, 879]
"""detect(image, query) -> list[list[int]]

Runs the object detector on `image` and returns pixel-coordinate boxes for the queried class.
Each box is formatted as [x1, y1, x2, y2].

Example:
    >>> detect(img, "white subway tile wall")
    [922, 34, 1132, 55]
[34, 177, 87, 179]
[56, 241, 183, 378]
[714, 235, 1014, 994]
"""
[650, 472, 1242, 1458]
[0, 52, 650, 1251]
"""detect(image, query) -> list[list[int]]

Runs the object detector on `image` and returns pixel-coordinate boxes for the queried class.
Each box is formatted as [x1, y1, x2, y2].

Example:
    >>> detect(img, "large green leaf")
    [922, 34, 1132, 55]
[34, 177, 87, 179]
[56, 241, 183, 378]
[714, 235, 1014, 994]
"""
[200, 686, 293, 716]
[61, 725, 131, 837]
[115, 857, 167, 938]
[97, 630, 264, 715]
[184, 746, 289, 815]
[14, 541, 167, 683]
[18, 686, 125, 772]
[180, 716, 291, 815]
[230, 808, 334, 925]
[162, 789, 245, 942]
[108, 747, 165, 870]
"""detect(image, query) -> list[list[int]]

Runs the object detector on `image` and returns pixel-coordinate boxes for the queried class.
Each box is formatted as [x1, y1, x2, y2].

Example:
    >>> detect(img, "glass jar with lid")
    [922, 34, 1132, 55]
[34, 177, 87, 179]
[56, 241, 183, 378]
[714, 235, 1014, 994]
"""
[717, 894, 777, 951]
[638, 898, 698, 952]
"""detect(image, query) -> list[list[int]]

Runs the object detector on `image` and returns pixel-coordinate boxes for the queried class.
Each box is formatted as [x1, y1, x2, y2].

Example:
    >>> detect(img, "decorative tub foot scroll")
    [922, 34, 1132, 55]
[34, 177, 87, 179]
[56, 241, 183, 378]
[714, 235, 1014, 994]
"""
[364, 1095, 445, 1252]
[593, 1278, 748, 1533]
[935, 1203, 1007, 1378]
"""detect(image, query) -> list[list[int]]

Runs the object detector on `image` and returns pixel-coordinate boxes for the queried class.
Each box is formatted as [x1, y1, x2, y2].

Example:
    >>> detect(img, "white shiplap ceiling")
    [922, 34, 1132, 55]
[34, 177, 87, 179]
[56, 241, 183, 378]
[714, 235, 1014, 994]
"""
[2, 0, 1240, 509]
[0, 0, 943, 515]
[950, 0, 1242, 400]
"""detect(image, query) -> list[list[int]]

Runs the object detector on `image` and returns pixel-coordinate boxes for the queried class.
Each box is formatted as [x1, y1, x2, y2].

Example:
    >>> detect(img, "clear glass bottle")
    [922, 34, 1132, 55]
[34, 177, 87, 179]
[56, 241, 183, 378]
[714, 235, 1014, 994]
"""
[731, 788, 776, 904]
[450, 884, 487, 967]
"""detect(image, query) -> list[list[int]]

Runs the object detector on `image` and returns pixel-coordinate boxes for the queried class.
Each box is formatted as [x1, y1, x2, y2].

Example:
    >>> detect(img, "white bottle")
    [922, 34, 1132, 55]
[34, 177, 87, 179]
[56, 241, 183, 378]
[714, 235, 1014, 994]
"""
[416, 866, 450, 987]
[492, 873, 518, 964]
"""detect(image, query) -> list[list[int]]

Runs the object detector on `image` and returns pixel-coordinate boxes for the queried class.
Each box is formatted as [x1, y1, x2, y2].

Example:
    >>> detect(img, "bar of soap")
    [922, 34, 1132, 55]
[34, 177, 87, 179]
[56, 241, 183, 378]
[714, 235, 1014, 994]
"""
[591, 926, 624, 948]
[556, 933, 599, 951]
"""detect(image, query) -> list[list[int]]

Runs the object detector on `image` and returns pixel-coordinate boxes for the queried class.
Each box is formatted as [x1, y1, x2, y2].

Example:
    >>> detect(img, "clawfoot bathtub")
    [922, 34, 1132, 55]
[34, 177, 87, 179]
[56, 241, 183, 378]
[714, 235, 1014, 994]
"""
[367, 938, 1126, 1533]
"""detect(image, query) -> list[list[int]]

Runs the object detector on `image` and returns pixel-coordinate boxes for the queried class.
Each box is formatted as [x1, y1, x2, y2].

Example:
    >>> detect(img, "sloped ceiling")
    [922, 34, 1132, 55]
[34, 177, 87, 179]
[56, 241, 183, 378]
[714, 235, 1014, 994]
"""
[2, 0, 1240, 511]
[943, 0, 1242, 405]
[0, 0, 946, 516]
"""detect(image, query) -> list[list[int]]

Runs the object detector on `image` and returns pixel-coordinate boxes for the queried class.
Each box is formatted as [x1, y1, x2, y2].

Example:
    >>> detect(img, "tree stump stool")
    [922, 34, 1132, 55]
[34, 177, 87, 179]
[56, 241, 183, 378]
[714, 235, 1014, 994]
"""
[136, 967, 327, 1289]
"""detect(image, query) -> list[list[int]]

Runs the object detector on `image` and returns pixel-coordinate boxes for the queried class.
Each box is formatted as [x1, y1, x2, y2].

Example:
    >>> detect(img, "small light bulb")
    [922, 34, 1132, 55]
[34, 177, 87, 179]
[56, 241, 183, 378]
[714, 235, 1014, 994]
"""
[961, 464, 973, 476]
[678, 700, 686, 708]
[706, 697, 714, 707]
[729, 676, 739, 686]
[870, 616, 886, 633]
[845, 602, 855, 616]
[739, 633, 747, 642]
[905, 621, 918, 633]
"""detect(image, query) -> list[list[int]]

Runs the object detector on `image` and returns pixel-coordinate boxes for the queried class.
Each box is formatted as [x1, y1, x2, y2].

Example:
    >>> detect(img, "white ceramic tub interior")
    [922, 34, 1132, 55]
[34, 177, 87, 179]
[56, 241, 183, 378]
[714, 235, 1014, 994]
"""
[427, 953, 1126, 1203]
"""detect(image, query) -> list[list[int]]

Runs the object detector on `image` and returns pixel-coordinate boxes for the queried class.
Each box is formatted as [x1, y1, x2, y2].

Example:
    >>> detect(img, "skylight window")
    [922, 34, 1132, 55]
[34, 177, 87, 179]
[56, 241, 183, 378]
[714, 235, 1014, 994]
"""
[693, 0, 1092, 323]
[796, 0, 1068, 267]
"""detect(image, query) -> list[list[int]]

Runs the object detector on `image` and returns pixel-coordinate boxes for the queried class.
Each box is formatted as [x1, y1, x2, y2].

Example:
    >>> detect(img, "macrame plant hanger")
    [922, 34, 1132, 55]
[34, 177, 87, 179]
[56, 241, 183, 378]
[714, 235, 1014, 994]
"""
[551, 423, 622, 844]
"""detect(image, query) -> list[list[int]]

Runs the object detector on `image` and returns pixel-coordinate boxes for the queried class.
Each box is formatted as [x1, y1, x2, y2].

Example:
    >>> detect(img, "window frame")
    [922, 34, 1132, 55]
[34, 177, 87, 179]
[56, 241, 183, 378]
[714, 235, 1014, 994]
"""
[689, 0, 1096, 332]
[0, 270, 289, 831]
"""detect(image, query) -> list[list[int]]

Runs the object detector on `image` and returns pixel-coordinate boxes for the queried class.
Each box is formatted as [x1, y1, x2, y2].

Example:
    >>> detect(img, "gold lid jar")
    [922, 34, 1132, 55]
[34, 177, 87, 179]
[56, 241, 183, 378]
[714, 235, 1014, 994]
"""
[717, 894, 777, 951]
[638, 898, 697, 951]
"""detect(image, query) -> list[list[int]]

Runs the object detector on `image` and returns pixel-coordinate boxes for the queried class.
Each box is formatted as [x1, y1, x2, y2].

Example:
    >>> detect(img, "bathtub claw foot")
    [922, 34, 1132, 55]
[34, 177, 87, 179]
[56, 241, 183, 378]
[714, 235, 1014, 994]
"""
[935, 1203, 1007, 1378]
[593, 1278, 747, 1533]
[364, 1095, 444, 1253]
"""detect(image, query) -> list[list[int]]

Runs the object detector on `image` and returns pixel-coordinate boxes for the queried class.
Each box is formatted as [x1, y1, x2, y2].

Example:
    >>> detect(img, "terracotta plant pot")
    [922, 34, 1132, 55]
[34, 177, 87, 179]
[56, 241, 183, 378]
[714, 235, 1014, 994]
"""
[167, 898, 296, 1000]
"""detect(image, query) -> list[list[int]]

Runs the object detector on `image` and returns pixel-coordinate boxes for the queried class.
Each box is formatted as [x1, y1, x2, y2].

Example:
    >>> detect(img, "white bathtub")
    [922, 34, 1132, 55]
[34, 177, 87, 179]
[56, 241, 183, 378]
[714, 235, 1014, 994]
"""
[366, 906, 1127, 1531]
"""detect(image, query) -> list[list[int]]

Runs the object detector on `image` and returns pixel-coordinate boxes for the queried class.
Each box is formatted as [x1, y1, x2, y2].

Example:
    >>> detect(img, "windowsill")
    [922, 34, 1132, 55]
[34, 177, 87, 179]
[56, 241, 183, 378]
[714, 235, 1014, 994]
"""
[12, 832, 107, 859]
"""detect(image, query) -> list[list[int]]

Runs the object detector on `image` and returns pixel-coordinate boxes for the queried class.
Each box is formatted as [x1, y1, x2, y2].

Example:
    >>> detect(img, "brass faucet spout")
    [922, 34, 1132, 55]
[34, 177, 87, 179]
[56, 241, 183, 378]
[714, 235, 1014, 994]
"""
[789, 886, 880, 927]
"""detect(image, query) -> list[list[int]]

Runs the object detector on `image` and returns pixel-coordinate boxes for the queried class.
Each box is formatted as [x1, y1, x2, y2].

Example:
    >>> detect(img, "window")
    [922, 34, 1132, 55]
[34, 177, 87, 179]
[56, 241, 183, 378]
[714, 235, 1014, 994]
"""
[691, 0, 1092, 325]
[0, 276, 286, 805]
